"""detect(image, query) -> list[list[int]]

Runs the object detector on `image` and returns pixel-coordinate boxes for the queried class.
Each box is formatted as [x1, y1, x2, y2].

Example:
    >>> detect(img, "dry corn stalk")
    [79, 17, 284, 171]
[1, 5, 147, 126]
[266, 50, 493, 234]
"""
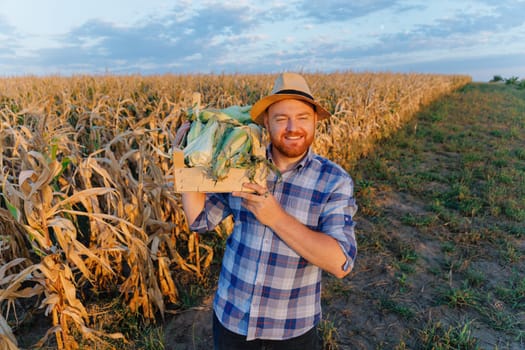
[0, 72, 471, 348]
[32, 255, 124, 350]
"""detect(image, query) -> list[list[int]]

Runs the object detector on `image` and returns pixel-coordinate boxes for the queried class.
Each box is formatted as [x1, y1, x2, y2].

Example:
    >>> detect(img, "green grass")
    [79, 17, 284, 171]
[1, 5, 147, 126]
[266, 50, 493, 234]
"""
[419, 320, 480, 349]
[357, 82, 525, 232]
[318, 318, 340, 350]
[346, 82, 525, 348]
[379, 297, 416, 320]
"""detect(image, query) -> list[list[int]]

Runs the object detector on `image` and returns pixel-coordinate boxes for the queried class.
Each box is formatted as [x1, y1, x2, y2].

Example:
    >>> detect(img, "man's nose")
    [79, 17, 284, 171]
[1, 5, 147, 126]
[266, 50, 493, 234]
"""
[286, 118, 298, 131]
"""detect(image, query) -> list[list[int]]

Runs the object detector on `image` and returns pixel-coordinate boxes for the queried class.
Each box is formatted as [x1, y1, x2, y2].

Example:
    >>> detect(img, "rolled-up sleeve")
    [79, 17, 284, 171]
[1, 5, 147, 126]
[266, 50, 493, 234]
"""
[319, 178, 358, 272]
[189, 193, 232, 233]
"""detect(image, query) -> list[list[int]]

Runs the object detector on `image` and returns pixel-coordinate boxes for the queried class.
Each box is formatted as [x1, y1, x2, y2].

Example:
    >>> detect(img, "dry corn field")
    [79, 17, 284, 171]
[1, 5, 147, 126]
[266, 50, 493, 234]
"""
[0, 72, 471, 349]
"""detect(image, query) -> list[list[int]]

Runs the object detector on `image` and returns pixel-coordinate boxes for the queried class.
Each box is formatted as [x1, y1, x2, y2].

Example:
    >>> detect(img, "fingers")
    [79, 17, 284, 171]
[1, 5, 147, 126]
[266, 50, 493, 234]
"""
[242, 183, 269, 195]
[232, 183, 275, 225]
[232, 183, 270, 200]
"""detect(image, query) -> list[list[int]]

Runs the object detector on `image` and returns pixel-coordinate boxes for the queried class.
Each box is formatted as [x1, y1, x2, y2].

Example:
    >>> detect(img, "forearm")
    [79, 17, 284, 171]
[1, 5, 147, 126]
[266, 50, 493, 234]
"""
[268, 208, 350, 278]
[181, 192, 206, 226]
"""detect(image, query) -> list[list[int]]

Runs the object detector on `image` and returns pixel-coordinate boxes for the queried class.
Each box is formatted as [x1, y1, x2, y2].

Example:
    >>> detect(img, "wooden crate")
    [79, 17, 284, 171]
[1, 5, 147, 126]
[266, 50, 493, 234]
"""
[172, 149, 266, 192]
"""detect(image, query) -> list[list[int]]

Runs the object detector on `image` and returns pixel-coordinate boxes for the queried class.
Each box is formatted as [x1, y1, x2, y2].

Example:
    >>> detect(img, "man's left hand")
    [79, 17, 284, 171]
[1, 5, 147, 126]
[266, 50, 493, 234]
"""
[232, 183, 282, 227]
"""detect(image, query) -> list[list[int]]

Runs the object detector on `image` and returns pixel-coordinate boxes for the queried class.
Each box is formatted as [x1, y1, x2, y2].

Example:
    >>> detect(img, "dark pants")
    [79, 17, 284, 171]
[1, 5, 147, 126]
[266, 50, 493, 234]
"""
[213, 313, 322, 350]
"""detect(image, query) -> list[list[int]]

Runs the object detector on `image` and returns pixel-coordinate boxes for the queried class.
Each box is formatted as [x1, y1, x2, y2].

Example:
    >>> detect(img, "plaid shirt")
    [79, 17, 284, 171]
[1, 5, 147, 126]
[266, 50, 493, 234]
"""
[190, 148, 357, 341]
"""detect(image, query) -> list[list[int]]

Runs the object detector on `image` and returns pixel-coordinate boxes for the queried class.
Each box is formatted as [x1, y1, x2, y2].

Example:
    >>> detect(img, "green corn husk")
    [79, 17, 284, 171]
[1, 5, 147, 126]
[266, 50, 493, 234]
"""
[198, 105, 252, 125]
[220, 105, 253, 124]
[183, 119, 220, 167]
[186, 118, 205, 145]
[211, 126, 252, 180]
[181, 104, 272, 183]
[246, 123, 263, 155]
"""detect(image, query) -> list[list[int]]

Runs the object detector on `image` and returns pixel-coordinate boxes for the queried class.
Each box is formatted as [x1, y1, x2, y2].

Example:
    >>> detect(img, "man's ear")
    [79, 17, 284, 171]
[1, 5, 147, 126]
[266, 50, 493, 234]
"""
[263, 111, 269, 129]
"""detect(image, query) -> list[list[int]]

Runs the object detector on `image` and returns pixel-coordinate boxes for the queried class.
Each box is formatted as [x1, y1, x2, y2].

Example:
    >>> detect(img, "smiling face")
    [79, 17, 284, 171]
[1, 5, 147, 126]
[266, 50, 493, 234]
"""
[264, 98, 317, 170]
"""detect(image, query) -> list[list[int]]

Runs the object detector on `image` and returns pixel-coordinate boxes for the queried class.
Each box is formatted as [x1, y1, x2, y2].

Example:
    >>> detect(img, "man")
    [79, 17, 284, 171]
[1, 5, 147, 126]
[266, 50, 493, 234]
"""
[181, 72, 357, 349]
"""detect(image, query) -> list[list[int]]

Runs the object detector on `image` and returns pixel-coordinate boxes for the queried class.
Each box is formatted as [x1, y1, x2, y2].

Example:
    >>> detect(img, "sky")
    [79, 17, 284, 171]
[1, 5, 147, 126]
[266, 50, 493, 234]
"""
[1, 0, 524, 82]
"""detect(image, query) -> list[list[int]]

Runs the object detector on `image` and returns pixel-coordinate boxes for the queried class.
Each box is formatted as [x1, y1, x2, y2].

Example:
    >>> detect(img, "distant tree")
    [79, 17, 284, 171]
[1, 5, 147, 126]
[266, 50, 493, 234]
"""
[490, 75, 504, 83]
[504, 76, 520, 85]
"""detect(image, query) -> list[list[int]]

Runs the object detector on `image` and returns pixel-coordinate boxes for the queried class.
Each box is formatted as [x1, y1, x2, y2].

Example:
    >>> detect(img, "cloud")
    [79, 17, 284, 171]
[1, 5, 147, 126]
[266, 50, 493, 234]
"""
[1, 0, 524, 79]
[4, 2, 265, 75]
[0, 16, 18, 52]
[309, 2, 525, 68]
[300, 0, 399, 21]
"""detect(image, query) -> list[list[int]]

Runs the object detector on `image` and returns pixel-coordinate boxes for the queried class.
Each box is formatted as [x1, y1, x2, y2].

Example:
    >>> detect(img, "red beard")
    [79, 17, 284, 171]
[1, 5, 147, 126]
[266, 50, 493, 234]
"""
[271, 131, 314, 158]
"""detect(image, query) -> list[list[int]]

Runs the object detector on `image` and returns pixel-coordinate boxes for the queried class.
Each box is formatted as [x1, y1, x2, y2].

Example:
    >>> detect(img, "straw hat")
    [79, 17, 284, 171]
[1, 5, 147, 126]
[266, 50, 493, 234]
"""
[250, 72, 331, 125]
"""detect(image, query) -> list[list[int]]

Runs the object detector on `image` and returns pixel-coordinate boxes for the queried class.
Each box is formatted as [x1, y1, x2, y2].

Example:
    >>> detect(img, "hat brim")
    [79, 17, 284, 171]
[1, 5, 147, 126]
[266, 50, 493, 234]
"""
[250, 94, 331, 126]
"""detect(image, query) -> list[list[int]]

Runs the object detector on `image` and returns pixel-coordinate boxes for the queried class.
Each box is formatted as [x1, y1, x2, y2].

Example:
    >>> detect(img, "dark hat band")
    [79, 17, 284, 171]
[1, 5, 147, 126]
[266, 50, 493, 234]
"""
[276, 89, 314, 101]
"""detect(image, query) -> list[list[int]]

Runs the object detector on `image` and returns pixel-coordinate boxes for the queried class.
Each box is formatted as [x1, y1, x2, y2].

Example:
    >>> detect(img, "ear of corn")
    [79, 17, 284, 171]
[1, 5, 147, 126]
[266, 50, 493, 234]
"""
[211, 125, 253, 181]
[247, 123, 264, 157]
[185, 118, 205, 145]
[218, 105, 253, 124]
[198, 105, 252, 125]
[181, 105, 267, 181]
[183, 119, 221, 167]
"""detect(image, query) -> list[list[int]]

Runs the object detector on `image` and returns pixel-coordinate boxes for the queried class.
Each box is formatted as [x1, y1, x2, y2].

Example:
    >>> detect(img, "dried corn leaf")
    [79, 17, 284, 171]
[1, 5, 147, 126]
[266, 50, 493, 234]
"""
[0, 258, 27, 281]
[48, 187, 116, 219]
[41, 293, 60, 316]
[0, 315, 18, 349]
[0, 264, 41, 303]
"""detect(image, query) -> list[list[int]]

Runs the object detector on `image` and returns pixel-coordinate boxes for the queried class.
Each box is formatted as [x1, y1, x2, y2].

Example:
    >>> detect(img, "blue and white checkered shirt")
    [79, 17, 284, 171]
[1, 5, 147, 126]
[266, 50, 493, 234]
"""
[190, 147, 357, 341]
